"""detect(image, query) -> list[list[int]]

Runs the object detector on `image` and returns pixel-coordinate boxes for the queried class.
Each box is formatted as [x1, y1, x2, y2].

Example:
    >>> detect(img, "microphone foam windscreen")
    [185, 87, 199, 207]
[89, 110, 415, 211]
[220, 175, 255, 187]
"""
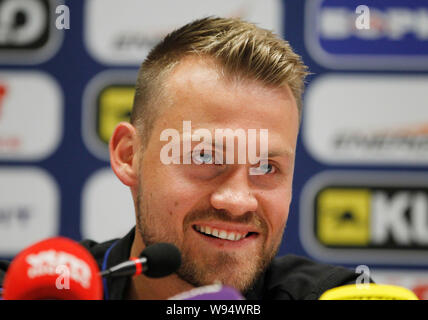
[3, 237, 103, 300]
[141, 242, 181, 278]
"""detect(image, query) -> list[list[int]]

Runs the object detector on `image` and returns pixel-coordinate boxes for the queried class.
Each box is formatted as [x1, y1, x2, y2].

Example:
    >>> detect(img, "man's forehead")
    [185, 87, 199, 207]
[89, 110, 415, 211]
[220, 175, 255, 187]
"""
[151, 55, 300, 151]
[164, 55, 295, 105]
[163, 60, 293, 113]
[167, 55, 222, 89]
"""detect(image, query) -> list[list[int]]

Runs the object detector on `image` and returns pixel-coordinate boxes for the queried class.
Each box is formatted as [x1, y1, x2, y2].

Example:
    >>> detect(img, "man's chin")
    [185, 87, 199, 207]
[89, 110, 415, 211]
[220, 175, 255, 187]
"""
[176, 271, 257, 294]
[175, 254, 265, 294]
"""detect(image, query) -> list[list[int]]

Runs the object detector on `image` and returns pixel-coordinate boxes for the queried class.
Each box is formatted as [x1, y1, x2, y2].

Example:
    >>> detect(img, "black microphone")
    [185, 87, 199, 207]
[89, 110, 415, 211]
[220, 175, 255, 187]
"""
[100, 243, 181, 278]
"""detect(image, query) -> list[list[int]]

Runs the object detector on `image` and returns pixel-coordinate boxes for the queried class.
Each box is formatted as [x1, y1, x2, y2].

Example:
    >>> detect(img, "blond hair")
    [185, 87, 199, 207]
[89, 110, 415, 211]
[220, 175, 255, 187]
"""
[131, 17, 309, 146]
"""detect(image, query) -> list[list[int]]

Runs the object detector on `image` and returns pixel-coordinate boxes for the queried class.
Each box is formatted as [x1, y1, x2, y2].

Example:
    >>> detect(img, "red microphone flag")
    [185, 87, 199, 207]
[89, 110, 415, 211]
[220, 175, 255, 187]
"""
[3, 237, 103, 300]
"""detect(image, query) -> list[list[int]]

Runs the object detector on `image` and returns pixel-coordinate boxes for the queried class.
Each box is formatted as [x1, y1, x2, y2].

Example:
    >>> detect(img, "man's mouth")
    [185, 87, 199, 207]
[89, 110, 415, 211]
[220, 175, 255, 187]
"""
[192, 224, 257, 241]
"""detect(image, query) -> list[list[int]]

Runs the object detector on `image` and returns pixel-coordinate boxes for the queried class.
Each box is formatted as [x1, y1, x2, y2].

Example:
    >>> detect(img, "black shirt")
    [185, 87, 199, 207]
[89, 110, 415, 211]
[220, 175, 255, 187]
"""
[0, 227, 361, 300]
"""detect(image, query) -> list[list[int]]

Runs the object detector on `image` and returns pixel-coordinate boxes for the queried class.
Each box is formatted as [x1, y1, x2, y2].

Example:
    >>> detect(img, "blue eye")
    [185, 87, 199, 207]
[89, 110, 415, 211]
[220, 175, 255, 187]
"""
[260, 163, 273, 174]
[250, 163, 275, 175]
[193, 150, 213, 164]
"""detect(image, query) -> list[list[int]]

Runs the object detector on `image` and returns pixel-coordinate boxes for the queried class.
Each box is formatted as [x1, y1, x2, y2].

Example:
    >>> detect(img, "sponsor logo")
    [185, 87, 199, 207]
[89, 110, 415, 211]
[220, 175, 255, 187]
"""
[0, 206, 31, 225]
[0, 167, 59, 257]
[303, 75, 428, 165]
[97, 85, 134, 145]
[84, 0, 283, 65]
[0, 84, 6, 119]
[0, 71, 63, 161]
[26, 250, 91, 288]
[81, 168, 134, 242]
[316, 188, 371, 247]
[371, 270, 428, 300]
[82, 71, 137, 161]
[300, 171, 428, 265]
[0, 0, 63, 64]
[305, 0, 428, 69]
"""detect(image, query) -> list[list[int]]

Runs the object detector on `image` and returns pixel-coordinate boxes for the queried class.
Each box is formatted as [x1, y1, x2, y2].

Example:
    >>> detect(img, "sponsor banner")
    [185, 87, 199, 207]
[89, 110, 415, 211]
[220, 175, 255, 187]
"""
[81, 167, 135, 243]
[371, 270, 428, 300]
[305, 0, 428, 70]
[82, 70, 137, 161]
[84, 0, 283, 65]
[303, 75, 428, 165]
[0, 167, 59, 257]
[0, 71, 63, 161]
[0, 0, 63, 64]
[300, 171, 428, 265]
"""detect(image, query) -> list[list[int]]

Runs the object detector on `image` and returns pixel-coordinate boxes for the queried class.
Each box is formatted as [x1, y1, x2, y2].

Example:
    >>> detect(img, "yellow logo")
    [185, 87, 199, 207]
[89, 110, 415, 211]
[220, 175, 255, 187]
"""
[317, 188, 371, 246]
[97, 86, 134, 144]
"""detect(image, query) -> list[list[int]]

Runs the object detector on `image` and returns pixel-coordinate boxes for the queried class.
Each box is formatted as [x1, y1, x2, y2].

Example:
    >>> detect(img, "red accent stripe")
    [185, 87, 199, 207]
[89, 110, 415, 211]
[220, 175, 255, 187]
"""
[130, 257, 142, 276]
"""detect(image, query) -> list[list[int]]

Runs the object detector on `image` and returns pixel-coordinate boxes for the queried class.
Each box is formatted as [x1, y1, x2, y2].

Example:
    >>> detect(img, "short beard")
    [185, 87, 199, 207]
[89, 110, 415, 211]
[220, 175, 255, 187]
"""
[135, 181, 283, 295]
[176, 240, 279, 295]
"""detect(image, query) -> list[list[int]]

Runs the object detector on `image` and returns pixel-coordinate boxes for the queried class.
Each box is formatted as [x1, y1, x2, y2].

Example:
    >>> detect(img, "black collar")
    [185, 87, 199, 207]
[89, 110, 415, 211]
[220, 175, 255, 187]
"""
[102, 227, 135, 300]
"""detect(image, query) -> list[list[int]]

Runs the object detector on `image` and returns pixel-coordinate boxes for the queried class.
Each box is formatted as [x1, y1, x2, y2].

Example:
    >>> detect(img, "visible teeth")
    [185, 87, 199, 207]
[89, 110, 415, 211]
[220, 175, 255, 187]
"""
[195, 225, 247, 241]
[218, 230, 227, 239]
[227, 233, 236, 241]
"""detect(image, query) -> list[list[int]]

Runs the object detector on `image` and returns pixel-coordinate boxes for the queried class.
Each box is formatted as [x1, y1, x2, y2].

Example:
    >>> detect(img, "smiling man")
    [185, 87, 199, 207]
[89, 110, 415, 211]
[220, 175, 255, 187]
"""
[82, 17, 360, 300]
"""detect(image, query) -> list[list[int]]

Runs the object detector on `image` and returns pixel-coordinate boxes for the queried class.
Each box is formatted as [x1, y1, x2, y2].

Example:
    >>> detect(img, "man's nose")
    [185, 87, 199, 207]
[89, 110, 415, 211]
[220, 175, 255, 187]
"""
[210, 168, 258, 216]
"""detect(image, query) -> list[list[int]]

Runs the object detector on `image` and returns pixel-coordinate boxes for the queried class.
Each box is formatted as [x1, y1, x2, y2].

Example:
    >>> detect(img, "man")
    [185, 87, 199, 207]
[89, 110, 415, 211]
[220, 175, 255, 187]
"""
[0, 17, 360, 300]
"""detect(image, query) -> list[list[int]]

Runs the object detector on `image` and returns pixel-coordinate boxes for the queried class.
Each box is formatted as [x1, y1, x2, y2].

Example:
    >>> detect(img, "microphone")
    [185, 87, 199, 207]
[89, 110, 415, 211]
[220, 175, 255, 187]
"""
[2, 237, 103, 300]
[100, 242, 181, 278]
[168, 284, 244, 300]
[319, 283, 419, 300]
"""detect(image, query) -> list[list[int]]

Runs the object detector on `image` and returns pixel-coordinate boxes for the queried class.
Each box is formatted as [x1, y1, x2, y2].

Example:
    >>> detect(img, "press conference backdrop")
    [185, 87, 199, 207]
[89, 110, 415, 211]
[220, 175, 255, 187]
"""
[1, 0, 428, 299]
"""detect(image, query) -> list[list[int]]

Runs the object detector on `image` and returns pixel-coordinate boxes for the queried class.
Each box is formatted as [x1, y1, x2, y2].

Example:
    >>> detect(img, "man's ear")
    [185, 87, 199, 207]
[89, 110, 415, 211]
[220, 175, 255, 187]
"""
[109, 122, 139, 186]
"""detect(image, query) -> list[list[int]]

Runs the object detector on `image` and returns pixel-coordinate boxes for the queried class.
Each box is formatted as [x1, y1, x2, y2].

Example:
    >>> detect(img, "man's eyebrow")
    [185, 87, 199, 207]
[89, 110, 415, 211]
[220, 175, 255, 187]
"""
[183, 135, 294, 157]
[267, 149, 295, 158]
